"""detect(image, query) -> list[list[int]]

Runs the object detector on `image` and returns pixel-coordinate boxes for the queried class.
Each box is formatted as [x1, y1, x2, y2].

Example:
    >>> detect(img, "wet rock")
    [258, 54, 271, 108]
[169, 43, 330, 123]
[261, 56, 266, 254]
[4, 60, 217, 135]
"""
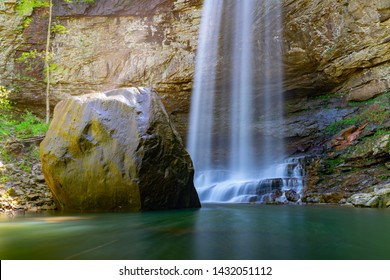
[40, 87, 200, 211]
[255, 179, 283, 196]
[302, 194, 322, 204]
[347, 183, 390, 208]
[285, 189, 300, 202]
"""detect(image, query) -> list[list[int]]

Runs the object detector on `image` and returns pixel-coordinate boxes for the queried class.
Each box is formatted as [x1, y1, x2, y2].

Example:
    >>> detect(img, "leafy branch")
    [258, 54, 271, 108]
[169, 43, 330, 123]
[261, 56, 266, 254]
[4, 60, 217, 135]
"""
[14, 0, 95, 124]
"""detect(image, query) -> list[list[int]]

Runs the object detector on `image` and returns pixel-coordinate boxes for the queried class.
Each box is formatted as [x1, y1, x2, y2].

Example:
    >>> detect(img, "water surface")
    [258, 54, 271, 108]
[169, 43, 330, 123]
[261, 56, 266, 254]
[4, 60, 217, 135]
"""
[1, 204, 390, 259]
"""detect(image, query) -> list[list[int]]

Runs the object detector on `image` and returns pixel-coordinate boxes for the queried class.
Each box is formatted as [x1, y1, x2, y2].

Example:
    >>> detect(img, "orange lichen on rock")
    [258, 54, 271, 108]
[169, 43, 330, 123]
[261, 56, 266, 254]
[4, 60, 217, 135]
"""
[331, 123, 368, 151]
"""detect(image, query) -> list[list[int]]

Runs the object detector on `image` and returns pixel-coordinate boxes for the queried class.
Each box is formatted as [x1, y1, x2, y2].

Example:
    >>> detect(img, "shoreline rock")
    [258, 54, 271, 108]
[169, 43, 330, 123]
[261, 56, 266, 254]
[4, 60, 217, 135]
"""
[345, 183, 390, 208]
[0, 156, 56, 213]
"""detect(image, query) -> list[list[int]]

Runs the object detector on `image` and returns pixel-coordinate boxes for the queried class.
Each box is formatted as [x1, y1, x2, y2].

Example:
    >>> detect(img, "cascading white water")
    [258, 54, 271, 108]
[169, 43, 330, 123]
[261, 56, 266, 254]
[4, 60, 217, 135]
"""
[188, 0, 302, 203]
[229, 0, 255, 179]
[187, 0, 224, 187]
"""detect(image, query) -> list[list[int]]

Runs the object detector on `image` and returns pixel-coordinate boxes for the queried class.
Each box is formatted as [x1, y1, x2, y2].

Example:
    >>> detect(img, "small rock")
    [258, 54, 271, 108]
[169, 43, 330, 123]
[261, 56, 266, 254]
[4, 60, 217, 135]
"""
[36, 175, 45, 183]
[6, 187, 18, 197]
[373, 135, 389, 156]
[303, 194, 322, 203]
[27, 194, 40, 201]
[34, 199, 46, 206]
[249, 196, 258, 203]
[338, 198, 347, 204]
[40, 204, 57, 210]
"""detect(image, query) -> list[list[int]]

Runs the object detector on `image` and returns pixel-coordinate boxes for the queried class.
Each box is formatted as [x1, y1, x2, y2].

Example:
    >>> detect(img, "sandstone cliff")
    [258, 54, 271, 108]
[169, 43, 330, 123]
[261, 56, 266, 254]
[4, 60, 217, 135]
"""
[0, 0, 389, 205]
[1, 0, 388, 135]
[283, 0, 390, 101]
[0, 0, 202, 136]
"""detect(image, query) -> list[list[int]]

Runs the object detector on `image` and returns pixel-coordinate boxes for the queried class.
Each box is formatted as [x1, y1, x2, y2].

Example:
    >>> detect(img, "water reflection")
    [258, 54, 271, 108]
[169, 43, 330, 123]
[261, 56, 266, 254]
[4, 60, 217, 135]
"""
[1, 205, 390, 259]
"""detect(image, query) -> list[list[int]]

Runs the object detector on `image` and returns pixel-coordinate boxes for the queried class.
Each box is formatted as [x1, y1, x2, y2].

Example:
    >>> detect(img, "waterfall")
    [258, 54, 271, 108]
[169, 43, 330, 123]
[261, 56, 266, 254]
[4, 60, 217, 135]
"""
[188, 0, 301, 203]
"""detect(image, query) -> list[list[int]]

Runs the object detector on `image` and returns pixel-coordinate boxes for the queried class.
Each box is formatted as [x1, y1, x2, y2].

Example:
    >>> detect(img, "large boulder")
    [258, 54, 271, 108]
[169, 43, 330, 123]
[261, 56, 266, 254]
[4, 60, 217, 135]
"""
[40, 87, 200, 211]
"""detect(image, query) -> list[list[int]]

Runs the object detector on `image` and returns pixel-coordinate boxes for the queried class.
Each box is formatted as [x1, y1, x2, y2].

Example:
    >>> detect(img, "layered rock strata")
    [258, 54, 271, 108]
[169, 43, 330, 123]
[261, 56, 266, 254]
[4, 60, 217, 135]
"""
[1, 0, 389, 139]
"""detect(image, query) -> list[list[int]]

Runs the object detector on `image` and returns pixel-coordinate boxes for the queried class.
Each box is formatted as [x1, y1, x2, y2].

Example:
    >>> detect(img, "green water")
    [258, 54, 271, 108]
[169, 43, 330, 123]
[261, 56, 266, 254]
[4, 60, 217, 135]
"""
[1, 204, 390, 260]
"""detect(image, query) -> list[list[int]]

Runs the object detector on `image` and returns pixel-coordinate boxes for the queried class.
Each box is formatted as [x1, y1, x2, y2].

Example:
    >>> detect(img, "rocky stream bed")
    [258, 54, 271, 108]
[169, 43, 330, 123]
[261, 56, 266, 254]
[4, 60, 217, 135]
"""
[0, 146, 56, 213]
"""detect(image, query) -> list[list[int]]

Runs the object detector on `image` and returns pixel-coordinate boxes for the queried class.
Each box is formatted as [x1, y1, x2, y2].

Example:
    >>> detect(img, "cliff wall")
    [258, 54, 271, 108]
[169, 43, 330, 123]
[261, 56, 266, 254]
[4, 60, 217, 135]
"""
[1, 0, 388, 121]
[0, 0, 389, 204]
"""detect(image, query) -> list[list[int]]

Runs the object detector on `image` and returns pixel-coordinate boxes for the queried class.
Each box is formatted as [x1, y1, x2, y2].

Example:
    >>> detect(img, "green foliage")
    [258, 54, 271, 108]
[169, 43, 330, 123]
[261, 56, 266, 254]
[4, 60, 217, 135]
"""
[18, 161, 32, 173]
[51, 22, 67, 34]
[15, 112, 49, 139]
[16, 0, 95, 16]
[16, 49, 54, 63]
[30, 145, 41, 160]
[16, 50, 56, 75]
[24, 17, 32, 26]
[1, 175, 8, 184]
[321, 157, 345, 174]
[315, 92, 333, 100]
[326, 92, 390, 135]
[325, 115, 361, 135]
[0, 111, 49, 142]
[15, 73, 37, 82]
[348, 91, 390, 106]
[15, 49, 43, 72]
[14, 0, 96, 125]
[374, 129, 390, 137]
[64, 0, 95, 3]
[326, 157, 344, 168]
[0, 147, 11, 164]
[0, 86, 12, 111]
[16, 0, 49, 16]
[16, 49, 40, 62]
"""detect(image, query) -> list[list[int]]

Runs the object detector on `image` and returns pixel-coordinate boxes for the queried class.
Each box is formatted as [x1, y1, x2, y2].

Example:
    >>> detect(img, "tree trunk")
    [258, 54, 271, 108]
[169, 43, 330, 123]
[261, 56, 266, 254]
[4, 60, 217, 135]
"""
[45, 0, 53, 124]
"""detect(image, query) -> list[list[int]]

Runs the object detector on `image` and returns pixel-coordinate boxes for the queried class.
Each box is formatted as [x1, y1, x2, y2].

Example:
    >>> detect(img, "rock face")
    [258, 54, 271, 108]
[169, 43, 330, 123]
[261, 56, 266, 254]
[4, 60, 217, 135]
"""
[296, 91, 390, 205]
[283, 0, 390, 100]
[40, 87, 200, 211]
[347, 183, 390, 208]
[0, 2, 25, 89]
[2, 0, 388, 139]
[1, 0, 389, 205]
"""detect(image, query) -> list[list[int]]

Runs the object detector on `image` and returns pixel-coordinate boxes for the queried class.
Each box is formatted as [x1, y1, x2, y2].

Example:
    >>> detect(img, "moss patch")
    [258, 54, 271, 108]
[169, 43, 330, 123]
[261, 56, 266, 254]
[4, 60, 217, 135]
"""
[325, 92, 389, 135]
